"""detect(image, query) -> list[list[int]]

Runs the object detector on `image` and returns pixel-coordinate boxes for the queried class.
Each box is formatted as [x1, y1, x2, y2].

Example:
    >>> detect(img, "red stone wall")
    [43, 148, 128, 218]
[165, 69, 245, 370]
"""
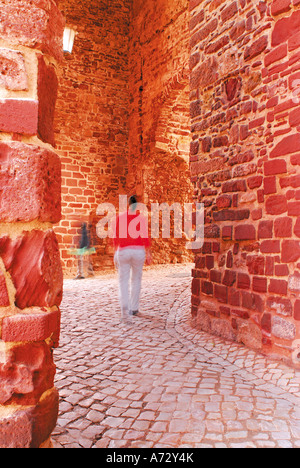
[190, 0, 300, 366]
[54, 0, 131, 276]
[0, 0, 64, 447]
[128, 0, 194, 264]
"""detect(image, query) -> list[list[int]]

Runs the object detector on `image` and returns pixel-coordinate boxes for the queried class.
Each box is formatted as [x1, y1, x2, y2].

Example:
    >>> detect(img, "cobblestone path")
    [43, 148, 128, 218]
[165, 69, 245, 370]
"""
[52, 264, 300, 448]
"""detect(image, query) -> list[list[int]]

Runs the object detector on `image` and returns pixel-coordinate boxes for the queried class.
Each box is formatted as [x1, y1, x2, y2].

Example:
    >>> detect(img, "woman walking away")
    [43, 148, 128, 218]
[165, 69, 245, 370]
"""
[113, 196, 151, 323]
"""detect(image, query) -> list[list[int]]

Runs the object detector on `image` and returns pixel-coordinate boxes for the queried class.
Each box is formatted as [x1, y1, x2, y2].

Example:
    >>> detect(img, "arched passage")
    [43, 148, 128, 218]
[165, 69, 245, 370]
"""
[0, 0, 299, 450]
[142, 79, 193, 264]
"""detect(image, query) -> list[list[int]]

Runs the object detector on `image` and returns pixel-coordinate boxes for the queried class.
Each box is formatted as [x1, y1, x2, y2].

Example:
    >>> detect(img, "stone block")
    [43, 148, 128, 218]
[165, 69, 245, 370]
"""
[0, 341, 56, 405]
[264, 176, 276, 195]
[31, 388, 59, 448]
[287, 201, 300, 216]
[216, 194, 232, 209]
[234, 224, 256, 241]
[0, 230, 63, 309]
[237, 321, 262, 350]
[237, 272, 251, 289]
[211, 317, 236, 342]
[264, 43, 287, 67]
[258, 220, 273, 239]
[0, 408, 32, 448]
[222, 269, 236, 286]
[201, 280, 213, 295]
[0, 0, 65, 61]
[191, 278, 200, 296]
[221, 2, 238, 22]
[265, 195, 287, 215]
[241, 291, 264, 313]
[260, 240, 280, 254]
[246, 255, 265, 275]
[271, 0, 291, 16]
[2, 308, 61, 344]
[0, 141, 61, 223]
[264, 159, 287, 175]
[289, 107, 300, 127]
[281, 239, 300, 263]
[222, 179, 247, 193]
[272, 316, 296, 340]
[253, 276, 268, 293]
[0, 49, 28, 91]
[270, 133, 300, 158]
[274, 217, 293, 238]
[0, 99, 38, 135]
[288, 272, 300, 292]
[244, 35, 268, 61]
[267, 296, 292, 316]
[214, 283, 228, 303]
[190, 56, 218, 89]
[280, 174, 300, 189]
[272, 10, 300, 47]
[0, 388, 58, 448]
[261, 313, 272, 333]
[269, 278, 288, 295]
[275, 264, 289, 276]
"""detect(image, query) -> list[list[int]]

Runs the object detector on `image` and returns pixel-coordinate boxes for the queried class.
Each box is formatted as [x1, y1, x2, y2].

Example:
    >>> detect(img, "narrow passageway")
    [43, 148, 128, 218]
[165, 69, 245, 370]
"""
[52, 264, 300, 448]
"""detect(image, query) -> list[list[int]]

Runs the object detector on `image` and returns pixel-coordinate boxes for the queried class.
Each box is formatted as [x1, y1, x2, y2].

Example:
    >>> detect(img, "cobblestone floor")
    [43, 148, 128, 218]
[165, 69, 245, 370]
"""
[52, 264, 300, 448]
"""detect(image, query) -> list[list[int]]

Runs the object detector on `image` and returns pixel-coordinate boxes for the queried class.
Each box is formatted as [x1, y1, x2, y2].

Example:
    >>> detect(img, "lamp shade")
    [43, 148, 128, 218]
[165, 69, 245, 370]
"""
[63, 27, 76, 53]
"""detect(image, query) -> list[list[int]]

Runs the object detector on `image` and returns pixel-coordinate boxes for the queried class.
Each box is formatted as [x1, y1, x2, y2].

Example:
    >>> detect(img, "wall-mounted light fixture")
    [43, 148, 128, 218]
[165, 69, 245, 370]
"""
[63, 27, 76, 54]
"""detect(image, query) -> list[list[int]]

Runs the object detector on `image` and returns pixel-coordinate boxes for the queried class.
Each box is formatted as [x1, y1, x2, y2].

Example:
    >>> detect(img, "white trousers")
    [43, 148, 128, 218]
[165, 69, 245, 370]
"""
[115, 248, 146, 314]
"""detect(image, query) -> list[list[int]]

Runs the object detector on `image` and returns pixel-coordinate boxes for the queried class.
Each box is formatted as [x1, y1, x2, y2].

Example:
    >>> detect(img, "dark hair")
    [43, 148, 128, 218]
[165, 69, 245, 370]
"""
[129, 195, 137, 206]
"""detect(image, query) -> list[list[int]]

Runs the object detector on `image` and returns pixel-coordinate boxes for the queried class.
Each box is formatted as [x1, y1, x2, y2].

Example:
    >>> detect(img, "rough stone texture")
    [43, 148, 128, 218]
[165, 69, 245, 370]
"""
[0, 99, 38, 134]
[1, 308, 61, 344]
[190, 0, 300, 362]
[0, 48, 28, 91]
[0, 141, 61, 223]
[0, 388, 59, 448]
[0, 0, 65, 61]
[0, 341, 56, 406]
[0, 230, 63, 309]
[0, 408, 33, 448]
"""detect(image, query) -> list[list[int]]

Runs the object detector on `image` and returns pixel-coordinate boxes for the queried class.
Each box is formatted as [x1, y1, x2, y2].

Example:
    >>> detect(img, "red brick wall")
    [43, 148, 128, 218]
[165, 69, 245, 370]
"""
[190, 0, 300, 366]
[54, 0, 131, 276]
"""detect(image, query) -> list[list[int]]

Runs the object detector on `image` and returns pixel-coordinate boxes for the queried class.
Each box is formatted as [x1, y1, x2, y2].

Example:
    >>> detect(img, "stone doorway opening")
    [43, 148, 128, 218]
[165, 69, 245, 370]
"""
[54, 0, 193, 277]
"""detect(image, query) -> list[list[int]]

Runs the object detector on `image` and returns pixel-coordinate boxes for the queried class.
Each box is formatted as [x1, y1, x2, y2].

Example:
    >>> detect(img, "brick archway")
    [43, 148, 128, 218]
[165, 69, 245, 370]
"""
[142, 77, 194, 263]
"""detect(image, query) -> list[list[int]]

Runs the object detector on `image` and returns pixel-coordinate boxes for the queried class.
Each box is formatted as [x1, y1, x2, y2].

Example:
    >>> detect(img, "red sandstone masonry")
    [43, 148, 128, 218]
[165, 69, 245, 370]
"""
[0, 142, 61, 223]
[190, 0, 300, 365]
[0, 0, 63, 448]
[2, 309, 61, 344]
[0, 99, 38, 135]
